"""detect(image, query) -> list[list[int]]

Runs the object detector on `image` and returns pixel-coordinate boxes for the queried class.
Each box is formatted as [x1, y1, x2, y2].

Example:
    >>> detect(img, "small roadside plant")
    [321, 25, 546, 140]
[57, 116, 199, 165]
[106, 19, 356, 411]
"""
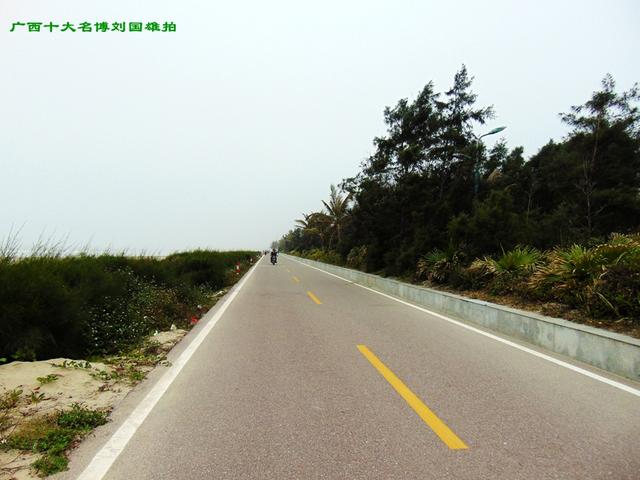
[28, 391, 46, 404]
[37, 374, 61, 385]
[50, 360, 92, 370]
[0, 389, 22, 410]
[1, 388, 23, 432]
[469, 246, 542, 295]
[3, 404, 108, 476]
[346, 246, 368, 270]
[416, 248, 464, 284]
[57, 404, 108, 431]
[529, 234, 640, 318]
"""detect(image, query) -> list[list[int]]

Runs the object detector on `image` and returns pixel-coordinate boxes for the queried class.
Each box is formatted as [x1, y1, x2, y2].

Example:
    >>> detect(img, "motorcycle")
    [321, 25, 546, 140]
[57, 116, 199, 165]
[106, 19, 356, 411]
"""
[270, 253, 277, 265]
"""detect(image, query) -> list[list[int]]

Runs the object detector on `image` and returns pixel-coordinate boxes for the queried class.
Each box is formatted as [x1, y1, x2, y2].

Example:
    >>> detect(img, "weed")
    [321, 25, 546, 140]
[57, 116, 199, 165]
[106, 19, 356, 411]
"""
[50, 360, 91, 370]
[4, 405, 108, 476]
[33, 454, 69, 476]
[28, 392, 46, 404]
[90, 369, 116, 382]
[57, 404, 107, 431]
[0, 389, 23, 433]
[37, 374, 61, 385]
[0, 389, 23, 410]
[125, 366, 146, 383]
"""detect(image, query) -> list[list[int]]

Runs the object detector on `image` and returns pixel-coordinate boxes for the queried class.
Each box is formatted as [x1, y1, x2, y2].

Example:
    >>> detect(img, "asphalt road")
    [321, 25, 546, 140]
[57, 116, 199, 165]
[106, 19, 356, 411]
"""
[66, 254, 640, 479]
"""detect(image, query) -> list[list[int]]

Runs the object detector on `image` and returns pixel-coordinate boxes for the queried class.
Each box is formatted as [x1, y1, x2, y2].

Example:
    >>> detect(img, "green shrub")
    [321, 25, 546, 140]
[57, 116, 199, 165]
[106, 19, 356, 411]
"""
[57, 404, 108, 431]
[346, 246, 368, 270]
[305, 249, 343, 265]
[0, 250, 255, 361]
[416, 248, 464, 284]
[591, 235, 640, 318]
[32, 455, 69, 476]
[531, 245, 604, 304]
[320, 251, 343, 265]
[463, 258, 494, 289]
[492, 246, 542, 276]
[530, 234, 640, 319]
[6, 420, 73, 455]
[476, 246, 543, 295]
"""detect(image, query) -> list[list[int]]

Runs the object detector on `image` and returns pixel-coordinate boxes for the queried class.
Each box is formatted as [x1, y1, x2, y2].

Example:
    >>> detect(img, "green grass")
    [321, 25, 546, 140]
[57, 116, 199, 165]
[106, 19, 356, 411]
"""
[3, 405, 108, 476]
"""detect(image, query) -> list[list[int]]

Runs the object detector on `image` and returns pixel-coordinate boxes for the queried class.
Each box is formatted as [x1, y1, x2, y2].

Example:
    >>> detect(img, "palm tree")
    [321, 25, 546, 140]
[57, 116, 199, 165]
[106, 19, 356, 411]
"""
[295, 211, 332, 249]
[322, 185, 352, 247]
[294, 213, 311, 230]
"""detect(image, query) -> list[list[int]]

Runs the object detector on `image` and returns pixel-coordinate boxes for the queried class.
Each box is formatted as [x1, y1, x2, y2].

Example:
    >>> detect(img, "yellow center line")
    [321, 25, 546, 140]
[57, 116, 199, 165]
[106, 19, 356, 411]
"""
[292, 276, 300, 283]
[307, 291, 322, 304]
[357, 345, 468, 450]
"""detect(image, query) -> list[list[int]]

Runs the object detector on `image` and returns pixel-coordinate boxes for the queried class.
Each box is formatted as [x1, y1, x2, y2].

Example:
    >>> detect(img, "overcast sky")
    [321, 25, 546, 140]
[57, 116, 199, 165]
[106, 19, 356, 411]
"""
[1, 0, 639, 253]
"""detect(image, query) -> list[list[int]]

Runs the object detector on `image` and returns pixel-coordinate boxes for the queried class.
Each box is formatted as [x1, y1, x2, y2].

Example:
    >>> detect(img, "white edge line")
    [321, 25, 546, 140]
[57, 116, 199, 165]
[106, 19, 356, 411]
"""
[290, 257, 640, 398]
[77, 258, 262, 480]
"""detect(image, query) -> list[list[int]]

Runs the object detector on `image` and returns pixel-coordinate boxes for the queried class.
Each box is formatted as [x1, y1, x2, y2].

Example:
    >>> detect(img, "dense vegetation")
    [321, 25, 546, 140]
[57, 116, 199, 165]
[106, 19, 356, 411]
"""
[279, 68, 640, 324]
[0, 250, 256, 361]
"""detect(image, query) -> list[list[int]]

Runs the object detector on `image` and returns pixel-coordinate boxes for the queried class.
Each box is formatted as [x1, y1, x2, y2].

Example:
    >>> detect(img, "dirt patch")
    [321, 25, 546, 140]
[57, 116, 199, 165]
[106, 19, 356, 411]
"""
[0, 329, 187, 479]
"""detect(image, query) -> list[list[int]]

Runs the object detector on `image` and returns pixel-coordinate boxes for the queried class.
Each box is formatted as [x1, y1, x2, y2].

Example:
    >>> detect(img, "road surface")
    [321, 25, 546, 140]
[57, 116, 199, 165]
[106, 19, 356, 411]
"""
[64, 254, 640, 479]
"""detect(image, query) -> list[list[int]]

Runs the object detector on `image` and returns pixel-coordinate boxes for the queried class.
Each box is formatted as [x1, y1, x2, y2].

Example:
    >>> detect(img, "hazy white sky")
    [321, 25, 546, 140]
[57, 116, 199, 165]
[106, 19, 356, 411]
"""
[1, 0, 639, 253]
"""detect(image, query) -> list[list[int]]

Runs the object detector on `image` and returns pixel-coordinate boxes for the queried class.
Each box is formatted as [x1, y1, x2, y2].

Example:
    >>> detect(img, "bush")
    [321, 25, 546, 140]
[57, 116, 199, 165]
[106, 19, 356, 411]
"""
[594, 261, 640, 318]
[492, 246, 542, 276]
[531, 245, 604, 305]
[0, 250, 256, 361]
[57, 404, 108, 431]
[346, 246, 368, 270]
[470, 246, 542, 295]
[305, 249, 343, 265]
[416, 248, 464, 284]
[590, 234, 640, 318]
[530, 234, 640, 319]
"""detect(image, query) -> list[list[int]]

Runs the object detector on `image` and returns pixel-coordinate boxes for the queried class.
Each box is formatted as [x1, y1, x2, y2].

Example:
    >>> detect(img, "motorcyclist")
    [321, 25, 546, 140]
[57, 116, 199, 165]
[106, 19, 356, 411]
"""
[270, 248, 278, 264]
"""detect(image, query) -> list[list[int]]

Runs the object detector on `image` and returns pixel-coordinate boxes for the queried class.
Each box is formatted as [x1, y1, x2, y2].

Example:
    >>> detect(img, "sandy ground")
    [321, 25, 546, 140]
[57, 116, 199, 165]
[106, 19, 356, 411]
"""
[0, 329, 187, 480]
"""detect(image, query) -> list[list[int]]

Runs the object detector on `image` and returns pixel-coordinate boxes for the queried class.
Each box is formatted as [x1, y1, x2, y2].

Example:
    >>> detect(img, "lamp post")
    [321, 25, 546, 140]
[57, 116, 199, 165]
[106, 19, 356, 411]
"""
[473, 126, 506, 196]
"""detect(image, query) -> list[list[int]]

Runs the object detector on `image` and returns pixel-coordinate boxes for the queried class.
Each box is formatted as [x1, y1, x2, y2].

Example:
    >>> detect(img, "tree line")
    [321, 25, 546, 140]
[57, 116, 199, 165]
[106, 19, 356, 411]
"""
[278, 66, 640, 278]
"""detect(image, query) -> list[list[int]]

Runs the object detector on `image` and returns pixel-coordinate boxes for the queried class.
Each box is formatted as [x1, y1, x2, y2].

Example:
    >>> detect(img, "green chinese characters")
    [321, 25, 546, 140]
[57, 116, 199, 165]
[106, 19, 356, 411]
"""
[9, 21, 177, 33]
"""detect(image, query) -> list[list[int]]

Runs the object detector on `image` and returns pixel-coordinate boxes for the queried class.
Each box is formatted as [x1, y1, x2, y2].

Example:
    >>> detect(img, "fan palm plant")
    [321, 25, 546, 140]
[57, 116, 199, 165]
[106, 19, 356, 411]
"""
[467, 246, 542, 294]
[416, 248, 463, 283]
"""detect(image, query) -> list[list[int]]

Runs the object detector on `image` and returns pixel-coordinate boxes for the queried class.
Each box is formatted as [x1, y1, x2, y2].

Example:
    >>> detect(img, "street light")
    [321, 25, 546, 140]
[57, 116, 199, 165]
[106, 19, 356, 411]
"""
[473, 126, 507, 196]
[482, 126, 507, 138]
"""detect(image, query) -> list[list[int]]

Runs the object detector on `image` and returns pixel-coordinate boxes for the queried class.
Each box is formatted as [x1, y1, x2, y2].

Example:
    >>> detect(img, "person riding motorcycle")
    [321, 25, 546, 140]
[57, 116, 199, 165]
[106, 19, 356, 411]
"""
[270, 248, 278, 265]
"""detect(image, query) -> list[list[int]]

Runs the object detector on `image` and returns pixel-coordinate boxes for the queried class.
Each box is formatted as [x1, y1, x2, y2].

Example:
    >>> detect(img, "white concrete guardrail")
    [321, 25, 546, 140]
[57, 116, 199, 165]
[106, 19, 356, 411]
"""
[287, 254, 640, 381]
